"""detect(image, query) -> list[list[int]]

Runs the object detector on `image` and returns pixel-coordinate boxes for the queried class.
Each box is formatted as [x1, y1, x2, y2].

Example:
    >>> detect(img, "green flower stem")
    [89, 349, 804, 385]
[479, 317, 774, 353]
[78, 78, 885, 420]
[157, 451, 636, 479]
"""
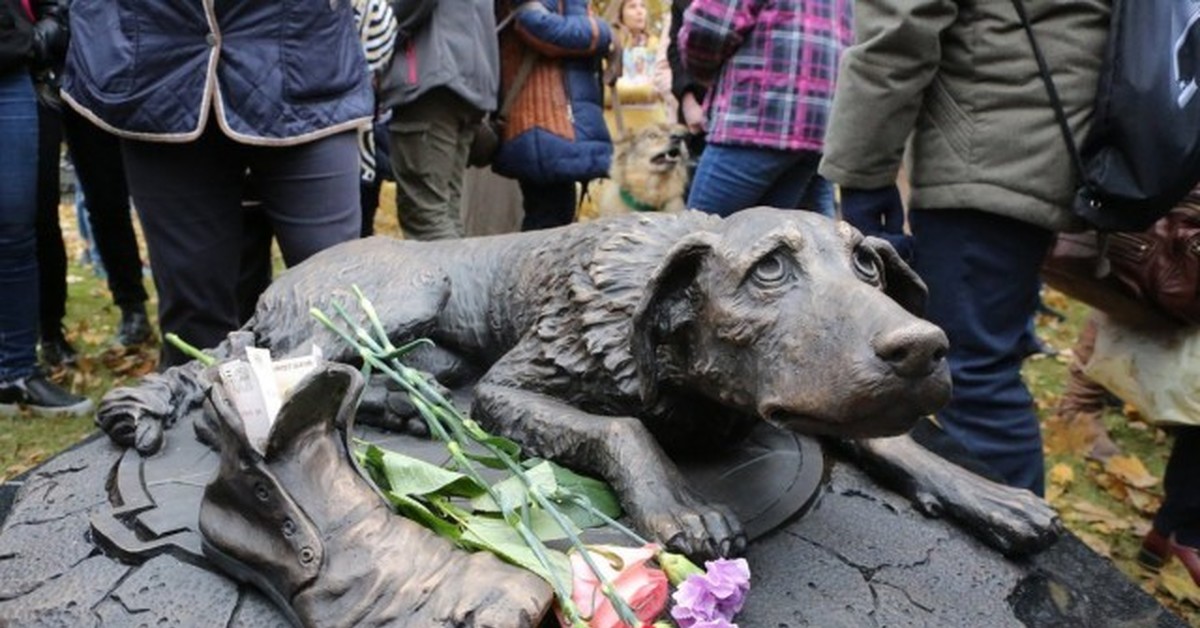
[415, 398, 581, 624]
[317, 292, 643, 626]
[164, 333, 216, 367]
[556, 492, 649, 546]
[316, 307, 585, 624]
[421, 403, 643, 626]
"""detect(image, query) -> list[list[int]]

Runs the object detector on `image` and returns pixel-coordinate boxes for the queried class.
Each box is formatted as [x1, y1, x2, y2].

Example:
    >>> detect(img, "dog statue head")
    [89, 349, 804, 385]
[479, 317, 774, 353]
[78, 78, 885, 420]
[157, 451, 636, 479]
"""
[633, 208, 950, 438]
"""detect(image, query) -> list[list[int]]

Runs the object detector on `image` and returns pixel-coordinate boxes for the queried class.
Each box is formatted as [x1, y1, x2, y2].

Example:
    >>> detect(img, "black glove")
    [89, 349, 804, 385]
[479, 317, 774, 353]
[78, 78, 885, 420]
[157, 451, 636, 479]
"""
[839, 184, 913, 262]
[30, 14, 67, 70]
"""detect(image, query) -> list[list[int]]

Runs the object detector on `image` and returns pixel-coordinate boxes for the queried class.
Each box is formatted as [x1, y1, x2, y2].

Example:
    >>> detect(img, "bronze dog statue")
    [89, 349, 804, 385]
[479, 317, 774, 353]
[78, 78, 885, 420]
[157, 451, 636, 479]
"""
[99, 208, 1058, 559]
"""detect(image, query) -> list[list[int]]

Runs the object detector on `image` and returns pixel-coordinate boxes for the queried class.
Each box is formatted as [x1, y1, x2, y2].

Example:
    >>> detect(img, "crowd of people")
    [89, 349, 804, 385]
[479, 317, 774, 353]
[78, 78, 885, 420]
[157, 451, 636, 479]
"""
[2, 0, 1197, 590]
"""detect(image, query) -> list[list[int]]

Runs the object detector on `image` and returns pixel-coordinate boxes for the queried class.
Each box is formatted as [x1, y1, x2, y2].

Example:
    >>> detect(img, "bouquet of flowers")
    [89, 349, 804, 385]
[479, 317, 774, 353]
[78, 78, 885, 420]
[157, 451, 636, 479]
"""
[309, 287, 753, 627]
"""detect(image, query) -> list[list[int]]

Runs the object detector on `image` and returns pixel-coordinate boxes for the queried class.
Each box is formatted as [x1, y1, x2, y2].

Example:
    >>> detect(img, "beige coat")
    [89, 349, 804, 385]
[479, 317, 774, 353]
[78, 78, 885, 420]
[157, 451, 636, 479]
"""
[819, 0, 1111, 232]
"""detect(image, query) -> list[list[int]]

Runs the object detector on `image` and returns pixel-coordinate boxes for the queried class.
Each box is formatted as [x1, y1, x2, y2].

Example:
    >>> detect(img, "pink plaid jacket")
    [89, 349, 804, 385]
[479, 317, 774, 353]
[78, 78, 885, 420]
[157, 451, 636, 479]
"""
[679, 0, 853, 152]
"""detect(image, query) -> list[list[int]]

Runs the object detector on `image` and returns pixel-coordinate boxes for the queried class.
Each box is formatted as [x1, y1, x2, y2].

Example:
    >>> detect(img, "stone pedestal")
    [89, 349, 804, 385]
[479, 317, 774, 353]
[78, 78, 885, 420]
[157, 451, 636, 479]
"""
[0, 408, 1185, 627]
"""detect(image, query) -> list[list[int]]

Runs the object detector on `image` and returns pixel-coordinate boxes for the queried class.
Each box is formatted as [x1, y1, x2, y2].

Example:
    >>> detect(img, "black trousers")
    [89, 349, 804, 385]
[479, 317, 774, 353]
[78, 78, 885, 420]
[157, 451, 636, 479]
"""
[121, 125, 361, 367]
[33, 101, 65, 338]
[62, 107, 149, 311]
[1155, 427, 1200, 545]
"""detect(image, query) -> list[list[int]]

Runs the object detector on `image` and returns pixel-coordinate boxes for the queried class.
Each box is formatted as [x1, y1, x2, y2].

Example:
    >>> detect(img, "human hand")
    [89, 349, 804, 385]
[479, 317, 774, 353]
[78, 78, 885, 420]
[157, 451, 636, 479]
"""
[840, 184, 912, 261]
[681, 92, 706, 134]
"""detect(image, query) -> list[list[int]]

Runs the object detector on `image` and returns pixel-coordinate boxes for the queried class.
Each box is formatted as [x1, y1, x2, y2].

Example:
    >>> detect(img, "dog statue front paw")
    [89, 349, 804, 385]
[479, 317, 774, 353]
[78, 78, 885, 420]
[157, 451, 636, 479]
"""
[916, 475, 1062, 557]
[633, 489, 747, 560]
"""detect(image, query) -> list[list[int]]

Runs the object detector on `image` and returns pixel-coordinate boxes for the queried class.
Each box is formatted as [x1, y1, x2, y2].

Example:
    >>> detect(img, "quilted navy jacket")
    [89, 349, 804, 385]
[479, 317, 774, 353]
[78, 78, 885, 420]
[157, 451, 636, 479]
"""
[492, 0, 612, 184]
[61, 0, 372, 144]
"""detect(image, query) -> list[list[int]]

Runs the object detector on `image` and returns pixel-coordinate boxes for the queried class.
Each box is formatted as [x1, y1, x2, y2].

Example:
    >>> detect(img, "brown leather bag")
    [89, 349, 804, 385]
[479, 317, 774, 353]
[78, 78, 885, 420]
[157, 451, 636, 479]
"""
[1042, 200, 1200, 328]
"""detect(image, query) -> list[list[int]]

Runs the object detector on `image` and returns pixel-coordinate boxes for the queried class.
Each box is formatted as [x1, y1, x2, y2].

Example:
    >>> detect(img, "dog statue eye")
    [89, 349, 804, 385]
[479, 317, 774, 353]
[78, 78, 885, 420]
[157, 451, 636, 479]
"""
[751, 252, 789, 287]
[853, 246, 882, 284]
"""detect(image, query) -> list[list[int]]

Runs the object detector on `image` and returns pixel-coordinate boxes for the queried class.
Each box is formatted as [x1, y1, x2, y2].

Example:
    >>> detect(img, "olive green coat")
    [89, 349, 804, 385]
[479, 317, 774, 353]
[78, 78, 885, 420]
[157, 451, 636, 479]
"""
[819, 0, 1110, 232]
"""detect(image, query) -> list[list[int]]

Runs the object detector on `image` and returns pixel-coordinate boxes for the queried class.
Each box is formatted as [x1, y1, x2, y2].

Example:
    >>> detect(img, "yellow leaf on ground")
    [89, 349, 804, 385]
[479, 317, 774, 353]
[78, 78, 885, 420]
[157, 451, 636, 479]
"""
[1104, 455, 1160, 490]
[1064, 500, 1127, 532]
[1126, 489, 1162, 518]
[1158, 569, 1200, 606]
[1048, 463, 1075, 487]
[1096, 472, 1130, 502]
[1043, 414, 1103, 457]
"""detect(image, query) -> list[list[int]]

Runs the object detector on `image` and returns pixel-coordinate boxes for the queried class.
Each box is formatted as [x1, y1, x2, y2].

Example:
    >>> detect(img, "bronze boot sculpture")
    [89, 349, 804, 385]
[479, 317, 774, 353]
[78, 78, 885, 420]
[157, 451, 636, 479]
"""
[198, 362, 552, 627]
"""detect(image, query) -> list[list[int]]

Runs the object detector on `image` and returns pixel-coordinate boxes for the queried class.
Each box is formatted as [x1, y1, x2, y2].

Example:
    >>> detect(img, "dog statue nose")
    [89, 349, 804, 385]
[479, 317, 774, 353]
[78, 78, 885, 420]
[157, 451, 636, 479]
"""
[872, 322, 948, 378]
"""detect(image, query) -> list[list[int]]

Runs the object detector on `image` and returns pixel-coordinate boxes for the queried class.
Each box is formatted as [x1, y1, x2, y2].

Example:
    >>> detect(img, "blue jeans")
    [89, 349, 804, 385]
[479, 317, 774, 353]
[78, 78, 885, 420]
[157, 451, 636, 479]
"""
[0, 71, 40, 382]
[909, 209, 1054, 496]
[687, 144, 831, 218]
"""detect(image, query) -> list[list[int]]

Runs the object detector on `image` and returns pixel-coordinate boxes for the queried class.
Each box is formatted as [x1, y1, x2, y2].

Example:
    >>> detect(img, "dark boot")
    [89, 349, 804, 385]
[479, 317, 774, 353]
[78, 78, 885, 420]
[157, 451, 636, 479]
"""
[116, 304, 154, 347]
[0, 371, 92, 417]
[199, 362, 552, 628]
[39, 329, 78, 367]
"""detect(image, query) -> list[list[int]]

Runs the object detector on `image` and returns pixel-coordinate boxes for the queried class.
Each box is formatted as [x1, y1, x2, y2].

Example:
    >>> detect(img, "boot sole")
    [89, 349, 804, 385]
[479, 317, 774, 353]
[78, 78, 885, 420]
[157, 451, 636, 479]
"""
[0, 399, 94, 418]
[201, 539, 304, 628]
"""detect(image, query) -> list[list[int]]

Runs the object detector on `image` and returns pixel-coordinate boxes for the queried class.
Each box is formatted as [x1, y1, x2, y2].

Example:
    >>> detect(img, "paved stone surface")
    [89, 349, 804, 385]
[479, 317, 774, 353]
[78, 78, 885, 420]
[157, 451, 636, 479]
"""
[0, 412, 1186, 627]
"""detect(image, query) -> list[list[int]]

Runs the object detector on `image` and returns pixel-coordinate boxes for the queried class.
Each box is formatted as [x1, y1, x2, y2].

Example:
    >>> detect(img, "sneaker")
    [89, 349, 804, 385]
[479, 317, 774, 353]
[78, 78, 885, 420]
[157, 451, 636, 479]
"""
[116, 307, 153, 347]
[39, 333, 79, 367]
[0, 372, 93, 417]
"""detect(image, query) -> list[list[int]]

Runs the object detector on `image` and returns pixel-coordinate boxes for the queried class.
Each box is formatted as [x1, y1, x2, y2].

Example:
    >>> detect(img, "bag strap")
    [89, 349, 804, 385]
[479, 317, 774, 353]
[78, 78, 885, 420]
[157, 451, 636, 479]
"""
[495, 2, 542, 119]
[1010, 0, 1089, 190]
[1012, 0, 1111, 274]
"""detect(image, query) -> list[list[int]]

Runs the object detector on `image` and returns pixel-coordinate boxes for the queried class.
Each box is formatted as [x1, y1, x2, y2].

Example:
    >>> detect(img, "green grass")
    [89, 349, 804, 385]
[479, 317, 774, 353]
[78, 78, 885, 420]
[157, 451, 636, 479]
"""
[0, 239, 159, 480]
[3, 201, 1196, 624]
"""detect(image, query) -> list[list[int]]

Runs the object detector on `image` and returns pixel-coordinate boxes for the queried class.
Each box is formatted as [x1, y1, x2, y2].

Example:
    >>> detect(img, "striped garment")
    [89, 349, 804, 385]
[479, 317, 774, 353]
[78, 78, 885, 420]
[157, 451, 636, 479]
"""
[352, 0, 398, 182]
[679, 0, 852, 152]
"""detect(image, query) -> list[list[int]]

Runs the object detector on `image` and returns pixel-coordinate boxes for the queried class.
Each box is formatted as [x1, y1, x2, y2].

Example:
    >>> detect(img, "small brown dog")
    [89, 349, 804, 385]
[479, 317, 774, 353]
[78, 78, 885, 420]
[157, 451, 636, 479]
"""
[596, 123, 689, 216]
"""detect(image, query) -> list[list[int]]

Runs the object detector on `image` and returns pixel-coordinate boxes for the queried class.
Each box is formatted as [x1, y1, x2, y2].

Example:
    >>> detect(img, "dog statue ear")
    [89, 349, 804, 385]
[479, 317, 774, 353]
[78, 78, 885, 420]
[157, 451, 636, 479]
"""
[631, 233, 714, 403]
[863, 235, 928, 317]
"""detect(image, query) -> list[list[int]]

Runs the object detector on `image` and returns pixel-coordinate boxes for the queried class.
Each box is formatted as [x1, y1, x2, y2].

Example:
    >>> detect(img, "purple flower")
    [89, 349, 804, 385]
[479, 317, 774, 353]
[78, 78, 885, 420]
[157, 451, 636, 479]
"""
[669, 558, 750, 628]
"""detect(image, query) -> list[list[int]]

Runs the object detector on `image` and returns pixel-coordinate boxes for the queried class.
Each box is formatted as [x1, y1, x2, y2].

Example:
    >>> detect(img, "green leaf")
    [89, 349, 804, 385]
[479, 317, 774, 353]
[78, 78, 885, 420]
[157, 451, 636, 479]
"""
[385, 491, 462, 540]
[471, 461, 559, 512]
[356, 444, 391, 491]
[545, 461, 623, 528]
[460, 514, 573, 586]
[374, 446, 486, 499]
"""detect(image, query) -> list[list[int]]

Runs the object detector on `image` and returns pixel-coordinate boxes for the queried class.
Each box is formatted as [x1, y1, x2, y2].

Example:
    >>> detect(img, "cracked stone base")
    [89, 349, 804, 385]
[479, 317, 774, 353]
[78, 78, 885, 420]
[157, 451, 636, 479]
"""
[0, 416, 1185, 627]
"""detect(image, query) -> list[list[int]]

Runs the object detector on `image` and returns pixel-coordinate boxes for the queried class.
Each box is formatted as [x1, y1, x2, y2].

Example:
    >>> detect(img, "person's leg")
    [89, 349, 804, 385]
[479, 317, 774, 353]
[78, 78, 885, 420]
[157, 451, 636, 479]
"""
[249, 131, 361, 269]
[518, 180, 577, 231]
[1155, 427, 1200, 544]
[0, 70, 89, 415]
[237, 198, 274, 325]
[121, 127, 247, 367]
[686, 144, 809, 217]
[33, 102, 71, 364]
[388, 89, 479, 240]
[62, 108, 153, 346]
[798, 173, 837, 218]
[360, 176, 381, 238]
[0, 72, 42, 383]
[909, 208, 1054, 496]
[1055, 313, 1119, 460]
[1144, 426, 1200, 585]
[759, 151, 821, 212]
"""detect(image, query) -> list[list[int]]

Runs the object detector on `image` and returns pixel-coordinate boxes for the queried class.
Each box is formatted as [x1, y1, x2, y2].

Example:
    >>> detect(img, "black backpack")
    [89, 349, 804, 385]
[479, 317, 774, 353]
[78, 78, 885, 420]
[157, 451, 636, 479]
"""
[1014, 0, 1200, 232]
